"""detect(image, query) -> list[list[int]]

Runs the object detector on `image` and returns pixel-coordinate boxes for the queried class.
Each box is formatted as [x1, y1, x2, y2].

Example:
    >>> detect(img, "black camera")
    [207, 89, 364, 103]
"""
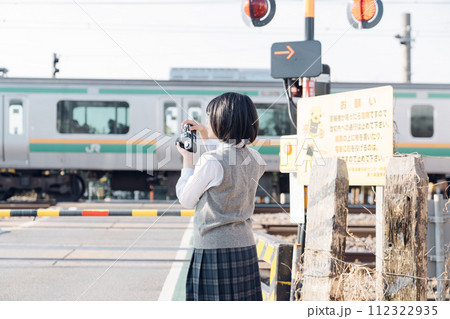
[176, 123, 196, 153]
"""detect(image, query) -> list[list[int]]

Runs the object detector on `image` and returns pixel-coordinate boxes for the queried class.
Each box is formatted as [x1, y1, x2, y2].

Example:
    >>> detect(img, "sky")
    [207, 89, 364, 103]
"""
[0, 0, 449, 83]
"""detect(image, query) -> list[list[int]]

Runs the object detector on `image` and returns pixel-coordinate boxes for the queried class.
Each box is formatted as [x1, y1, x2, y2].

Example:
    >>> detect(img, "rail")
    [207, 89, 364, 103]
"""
[259, 223, 375, 238]
[0, 200, 55, 209]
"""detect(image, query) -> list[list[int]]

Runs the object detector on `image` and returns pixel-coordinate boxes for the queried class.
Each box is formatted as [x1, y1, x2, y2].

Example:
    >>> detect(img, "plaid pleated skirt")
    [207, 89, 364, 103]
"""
[186, 245, 263, 301]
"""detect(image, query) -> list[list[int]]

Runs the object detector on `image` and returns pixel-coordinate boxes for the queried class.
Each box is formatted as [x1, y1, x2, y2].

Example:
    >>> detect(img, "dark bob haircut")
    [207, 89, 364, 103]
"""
[206, 92, 259, 145]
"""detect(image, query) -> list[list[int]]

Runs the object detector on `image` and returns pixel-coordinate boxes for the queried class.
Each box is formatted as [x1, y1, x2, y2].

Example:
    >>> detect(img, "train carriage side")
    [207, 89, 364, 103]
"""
[29, 92, 157, 171]
[0, 79, 165, 200]
[2, 78, 449, 201]
[394, 86, 450, 176]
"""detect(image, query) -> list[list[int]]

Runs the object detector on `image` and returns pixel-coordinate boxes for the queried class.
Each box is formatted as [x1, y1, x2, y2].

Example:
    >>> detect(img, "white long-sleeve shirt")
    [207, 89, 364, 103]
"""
[176, 139, 245, 208]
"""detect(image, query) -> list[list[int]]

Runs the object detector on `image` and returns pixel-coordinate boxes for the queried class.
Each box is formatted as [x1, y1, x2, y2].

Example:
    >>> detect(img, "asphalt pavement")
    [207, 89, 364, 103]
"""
[0, 215, 192, 300]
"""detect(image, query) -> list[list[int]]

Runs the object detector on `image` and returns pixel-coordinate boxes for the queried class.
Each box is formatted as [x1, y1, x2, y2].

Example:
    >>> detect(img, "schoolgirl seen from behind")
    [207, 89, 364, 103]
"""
[176, 92, 266, 301]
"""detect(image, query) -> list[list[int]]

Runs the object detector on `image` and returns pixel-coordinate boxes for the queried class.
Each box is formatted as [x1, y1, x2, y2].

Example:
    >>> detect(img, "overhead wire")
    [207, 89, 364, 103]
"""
[0, 22, 448, 38]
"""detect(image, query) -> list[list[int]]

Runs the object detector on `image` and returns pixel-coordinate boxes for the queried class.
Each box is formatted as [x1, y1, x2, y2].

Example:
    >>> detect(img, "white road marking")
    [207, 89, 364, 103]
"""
[1, 216, 50, 231]
[158, 217, 193, 301]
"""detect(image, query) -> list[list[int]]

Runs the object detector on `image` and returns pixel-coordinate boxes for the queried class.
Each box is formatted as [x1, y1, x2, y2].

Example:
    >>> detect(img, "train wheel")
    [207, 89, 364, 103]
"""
[0, 191, 11, 201]
[0, 174, 12, 201]
[51, 174, 85, 202]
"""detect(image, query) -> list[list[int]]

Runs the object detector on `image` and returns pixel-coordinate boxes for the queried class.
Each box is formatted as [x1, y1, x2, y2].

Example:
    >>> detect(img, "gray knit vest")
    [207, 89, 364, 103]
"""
[193, 145, 266, 249]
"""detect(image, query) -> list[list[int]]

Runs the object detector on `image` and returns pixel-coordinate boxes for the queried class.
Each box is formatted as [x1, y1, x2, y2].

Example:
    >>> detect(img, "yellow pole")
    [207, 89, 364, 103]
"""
[305, 0, 315, 18]
[305, 0, 315, 40]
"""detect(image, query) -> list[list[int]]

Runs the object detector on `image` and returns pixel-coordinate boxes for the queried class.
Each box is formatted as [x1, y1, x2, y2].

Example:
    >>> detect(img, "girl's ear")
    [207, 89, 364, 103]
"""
[206, 119, 215, 139]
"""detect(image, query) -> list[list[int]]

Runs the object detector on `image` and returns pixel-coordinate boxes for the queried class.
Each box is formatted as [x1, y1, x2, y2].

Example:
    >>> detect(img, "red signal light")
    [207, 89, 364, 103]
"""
[347, 0, 384, 29]
[242, 0, 275, 27]
[244, 0, 268, 20]
[351, 0, 376, 21]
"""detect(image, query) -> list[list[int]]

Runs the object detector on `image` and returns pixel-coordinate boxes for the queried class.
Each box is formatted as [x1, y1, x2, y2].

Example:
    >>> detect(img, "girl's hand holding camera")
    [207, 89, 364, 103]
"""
[180, 120, 208, 141]
[176, 120, 205, 169]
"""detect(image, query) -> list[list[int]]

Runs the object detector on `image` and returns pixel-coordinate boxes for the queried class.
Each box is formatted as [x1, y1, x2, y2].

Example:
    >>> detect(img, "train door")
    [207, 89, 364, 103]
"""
[0, 96, 3, 162]
[2, 96, 29, 165]
[161, 98, 181, 136]
[158, 98, 182, 171]
[182, 99, 204, 125]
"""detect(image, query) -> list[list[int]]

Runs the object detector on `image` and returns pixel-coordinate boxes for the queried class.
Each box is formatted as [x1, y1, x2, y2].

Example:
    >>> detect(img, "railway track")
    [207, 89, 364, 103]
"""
[344, 251, 376, 268]
[258, 251, 376, 271]
[257, 223, 376, 238]
[0, 200, 55, 210]
[254, 204, 375, 214]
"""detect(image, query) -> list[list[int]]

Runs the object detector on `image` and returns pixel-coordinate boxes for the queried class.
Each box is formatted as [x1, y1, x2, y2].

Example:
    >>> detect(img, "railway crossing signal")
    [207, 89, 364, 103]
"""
[270, 40, 322, 79]
[347, 0, 384, 29]
[242, 0, 276, 27]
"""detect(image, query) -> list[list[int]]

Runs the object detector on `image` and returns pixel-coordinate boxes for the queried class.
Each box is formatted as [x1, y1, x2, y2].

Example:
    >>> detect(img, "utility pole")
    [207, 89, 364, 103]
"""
[0, 68, 8, 78]
[53, 53, 60, 78]
[395, 13, 412, 83]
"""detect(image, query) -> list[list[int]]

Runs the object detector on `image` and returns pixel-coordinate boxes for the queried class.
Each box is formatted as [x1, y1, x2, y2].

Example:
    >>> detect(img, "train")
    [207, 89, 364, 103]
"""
[0, 75, 449, 201]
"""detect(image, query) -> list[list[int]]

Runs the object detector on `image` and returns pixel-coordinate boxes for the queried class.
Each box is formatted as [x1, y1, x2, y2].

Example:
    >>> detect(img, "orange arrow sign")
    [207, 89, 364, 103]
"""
[274, 45, 295, 59]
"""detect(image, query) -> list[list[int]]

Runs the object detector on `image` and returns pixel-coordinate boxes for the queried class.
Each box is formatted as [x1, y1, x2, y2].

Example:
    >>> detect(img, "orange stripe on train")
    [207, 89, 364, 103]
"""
[29, 139, 157, 145]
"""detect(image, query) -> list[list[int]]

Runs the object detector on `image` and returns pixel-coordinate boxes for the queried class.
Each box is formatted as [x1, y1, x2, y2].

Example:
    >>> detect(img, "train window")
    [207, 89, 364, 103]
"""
[164, 102, 178, 135]
[8, 100, 23, 135]
[411, 105, 434, 138]
[57, 101, 129, 134]
[188, 101, 202, 123]
[255, 103, 296, 136]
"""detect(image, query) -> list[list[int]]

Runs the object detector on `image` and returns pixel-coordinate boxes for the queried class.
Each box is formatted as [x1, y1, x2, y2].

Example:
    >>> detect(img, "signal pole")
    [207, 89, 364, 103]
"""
[305, 0, 314, 41]
[303, 0, 315, 98]
[289, 0, 316, 302]
[395, 13, 412, 83]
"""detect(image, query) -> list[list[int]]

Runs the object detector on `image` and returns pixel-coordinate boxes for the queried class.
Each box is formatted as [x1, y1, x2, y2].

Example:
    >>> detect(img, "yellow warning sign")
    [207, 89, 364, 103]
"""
[296, 86, 393, 186]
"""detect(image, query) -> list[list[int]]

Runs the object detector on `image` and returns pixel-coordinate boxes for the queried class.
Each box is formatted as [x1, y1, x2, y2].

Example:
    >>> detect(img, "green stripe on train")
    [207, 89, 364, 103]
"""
[0, 87, 87, 93]
[428, 93, 450, 99]
[396, 147, 450, 157]
[99, 88, 259, 96]
[29, 144, 157, 153]
[29, 143, 279, 155]
[31, 144, 448, 157]
[331, 92, 417, 98]
[250, 145, 279, 155]
[394, 92, 417, 98]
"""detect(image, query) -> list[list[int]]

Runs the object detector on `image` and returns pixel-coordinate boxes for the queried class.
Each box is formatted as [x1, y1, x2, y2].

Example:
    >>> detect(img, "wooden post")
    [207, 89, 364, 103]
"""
[382, 156, 428, 300]
[301, 158, 349, 301]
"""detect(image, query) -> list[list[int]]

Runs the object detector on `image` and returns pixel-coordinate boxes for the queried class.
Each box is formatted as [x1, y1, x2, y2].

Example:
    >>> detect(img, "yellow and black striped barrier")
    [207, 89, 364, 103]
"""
[0, 209, 195, 217]
[254, 230, 293, 301]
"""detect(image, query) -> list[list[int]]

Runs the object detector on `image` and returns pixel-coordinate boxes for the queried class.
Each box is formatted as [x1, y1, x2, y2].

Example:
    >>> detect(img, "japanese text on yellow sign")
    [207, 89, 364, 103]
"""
[296, 86, 393, 186]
